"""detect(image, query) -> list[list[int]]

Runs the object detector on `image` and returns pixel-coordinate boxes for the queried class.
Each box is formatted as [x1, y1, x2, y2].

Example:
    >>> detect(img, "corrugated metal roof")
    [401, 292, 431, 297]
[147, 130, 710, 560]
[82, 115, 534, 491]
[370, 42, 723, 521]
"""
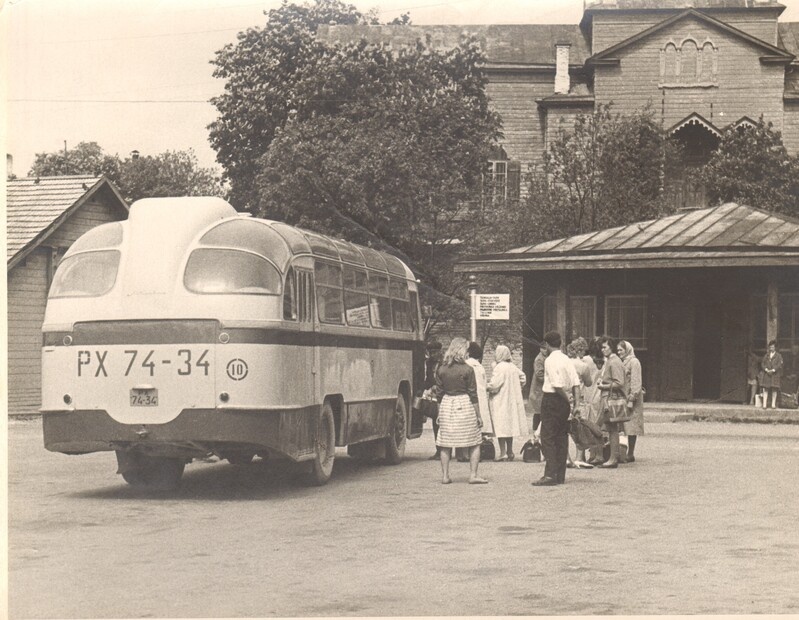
[458, 203, 799, 272]
[7, 175, 105, 262]
[513, 204, 799, 255]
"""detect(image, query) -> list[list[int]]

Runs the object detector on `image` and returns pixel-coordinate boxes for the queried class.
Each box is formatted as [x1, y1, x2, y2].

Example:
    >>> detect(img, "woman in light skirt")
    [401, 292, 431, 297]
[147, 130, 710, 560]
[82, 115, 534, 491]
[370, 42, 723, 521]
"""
[435, 337, 487, 484]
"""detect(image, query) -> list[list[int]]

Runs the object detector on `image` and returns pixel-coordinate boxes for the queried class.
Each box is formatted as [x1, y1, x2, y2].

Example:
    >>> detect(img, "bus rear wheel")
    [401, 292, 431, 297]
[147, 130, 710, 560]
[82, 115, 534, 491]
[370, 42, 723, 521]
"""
[384, 393, 407, 465]
[305, 401, 336, 485]
[118, 453, 185, 491]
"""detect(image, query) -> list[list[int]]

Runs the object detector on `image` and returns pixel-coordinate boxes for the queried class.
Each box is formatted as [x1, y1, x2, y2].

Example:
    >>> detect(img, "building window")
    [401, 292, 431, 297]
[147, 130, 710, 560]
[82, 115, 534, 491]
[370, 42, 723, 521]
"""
[751, 293, 799, 352]
[542, 295, 597, 341]
[605, 295, 648, 350]
[660, 39, 716, 87]
[483, 160, 521, 205]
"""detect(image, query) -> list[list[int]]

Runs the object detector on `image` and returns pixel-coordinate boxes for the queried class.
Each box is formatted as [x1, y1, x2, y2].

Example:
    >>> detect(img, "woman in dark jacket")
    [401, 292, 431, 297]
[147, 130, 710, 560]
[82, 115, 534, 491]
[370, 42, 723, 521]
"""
[435, 337, 487, 484]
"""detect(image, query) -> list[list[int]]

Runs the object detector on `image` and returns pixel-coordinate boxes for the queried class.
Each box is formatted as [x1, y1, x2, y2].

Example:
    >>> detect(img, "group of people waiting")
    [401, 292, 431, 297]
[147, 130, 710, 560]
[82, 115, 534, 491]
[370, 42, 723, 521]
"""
[422, 331, 644, 486]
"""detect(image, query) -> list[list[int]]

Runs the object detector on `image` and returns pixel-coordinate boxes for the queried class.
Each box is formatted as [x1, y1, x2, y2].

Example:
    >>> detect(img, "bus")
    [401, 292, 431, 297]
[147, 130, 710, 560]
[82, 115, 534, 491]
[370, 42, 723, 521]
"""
[41, 197, 426, 489]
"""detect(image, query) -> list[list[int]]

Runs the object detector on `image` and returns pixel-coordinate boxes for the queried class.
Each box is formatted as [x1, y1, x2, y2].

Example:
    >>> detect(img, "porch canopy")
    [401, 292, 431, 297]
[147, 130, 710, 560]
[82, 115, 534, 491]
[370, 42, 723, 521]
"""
[455, 203, 799, 402]
[457, 203, 799, 273]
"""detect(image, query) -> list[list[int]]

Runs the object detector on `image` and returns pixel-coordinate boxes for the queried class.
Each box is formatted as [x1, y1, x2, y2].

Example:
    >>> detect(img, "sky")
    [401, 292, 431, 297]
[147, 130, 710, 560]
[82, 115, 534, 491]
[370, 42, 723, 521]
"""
[2, 0, 799, 177]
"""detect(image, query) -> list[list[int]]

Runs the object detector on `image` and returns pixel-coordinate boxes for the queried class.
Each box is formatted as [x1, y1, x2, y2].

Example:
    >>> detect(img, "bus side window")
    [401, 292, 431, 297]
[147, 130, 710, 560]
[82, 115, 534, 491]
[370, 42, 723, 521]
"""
[343, 267, 370, 327]
[390, 279, 412, 332]
[315, 261, 344, 324]
[369, 273, 392, 329]
[297, 270, 313, 323]
[283, 267, 297, 321]
[409, 290, 420, 333]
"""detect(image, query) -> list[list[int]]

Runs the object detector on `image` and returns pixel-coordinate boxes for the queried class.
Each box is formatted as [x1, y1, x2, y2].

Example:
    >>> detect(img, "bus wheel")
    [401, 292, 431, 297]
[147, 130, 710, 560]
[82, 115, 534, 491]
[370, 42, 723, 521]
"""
[118, 452, 185, 491]
[305, 402, 336, 485]
[384, 393, 407, 465]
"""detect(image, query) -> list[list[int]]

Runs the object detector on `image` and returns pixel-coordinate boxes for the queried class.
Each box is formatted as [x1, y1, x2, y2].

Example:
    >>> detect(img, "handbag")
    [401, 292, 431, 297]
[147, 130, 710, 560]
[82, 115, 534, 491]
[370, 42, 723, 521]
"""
[412, 396, 438, 419]
[605, 393, 632, 423]
[569, 416, 604, 450]
[520, 439, 542, 463]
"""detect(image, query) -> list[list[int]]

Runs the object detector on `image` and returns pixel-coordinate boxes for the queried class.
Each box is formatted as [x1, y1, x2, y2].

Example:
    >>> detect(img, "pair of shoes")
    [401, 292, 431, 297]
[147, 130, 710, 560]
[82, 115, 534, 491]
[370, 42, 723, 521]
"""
[469, 477, 489, 484]
[428, 453, 440, 460]
[599, 461, 618, 469]
[507, 452, 515, 462]
[531, 476, 558, 486]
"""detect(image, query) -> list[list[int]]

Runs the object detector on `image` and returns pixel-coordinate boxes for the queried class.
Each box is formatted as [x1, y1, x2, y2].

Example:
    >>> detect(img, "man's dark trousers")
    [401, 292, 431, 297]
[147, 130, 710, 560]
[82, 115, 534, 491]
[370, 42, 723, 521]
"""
[541, 393, 570, 483]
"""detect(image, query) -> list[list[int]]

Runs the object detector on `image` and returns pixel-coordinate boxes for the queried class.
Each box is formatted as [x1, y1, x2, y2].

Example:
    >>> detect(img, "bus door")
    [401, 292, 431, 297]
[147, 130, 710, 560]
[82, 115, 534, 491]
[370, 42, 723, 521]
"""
[295, 269, 317, 404]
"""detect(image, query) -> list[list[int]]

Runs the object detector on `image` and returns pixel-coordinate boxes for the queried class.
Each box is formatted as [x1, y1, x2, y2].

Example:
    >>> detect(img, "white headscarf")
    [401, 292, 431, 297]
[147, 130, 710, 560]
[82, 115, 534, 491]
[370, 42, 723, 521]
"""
[494, 345, 512, 364]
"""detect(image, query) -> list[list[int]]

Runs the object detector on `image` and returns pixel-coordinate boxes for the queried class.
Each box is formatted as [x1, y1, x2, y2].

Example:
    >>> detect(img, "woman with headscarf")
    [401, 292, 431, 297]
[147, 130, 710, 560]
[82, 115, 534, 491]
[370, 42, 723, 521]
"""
[596, 336, 628, 468]
[617, 340, 644, 463]
[486, 345, 528, 461]
[435, 337, 487, 484]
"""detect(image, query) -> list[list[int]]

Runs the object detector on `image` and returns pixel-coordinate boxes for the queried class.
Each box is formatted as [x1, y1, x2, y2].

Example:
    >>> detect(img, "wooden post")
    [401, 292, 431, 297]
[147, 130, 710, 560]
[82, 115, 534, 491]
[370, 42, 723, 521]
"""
[767, 279, 779, 345]
[556, 282, 571, 346]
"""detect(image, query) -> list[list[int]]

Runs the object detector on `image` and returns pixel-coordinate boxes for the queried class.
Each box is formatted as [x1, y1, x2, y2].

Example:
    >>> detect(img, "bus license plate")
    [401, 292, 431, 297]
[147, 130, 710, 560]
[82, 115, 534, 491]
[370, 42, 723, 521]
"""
[130, 388, 158, 407]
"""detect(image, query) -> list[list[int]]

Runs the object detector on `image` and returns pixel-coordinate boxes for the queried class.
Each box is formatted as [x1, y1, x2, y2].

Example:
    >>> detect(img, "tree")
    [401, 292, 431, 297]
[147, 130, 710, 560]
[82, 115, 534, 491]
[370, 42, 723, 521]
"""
[208, 0, 368, 209]
[30, 141, 120, 179]
[478, 105, 680, 251]
[115, 151, 225, 203]
[28, 144, 224, 204]
[210, 1, 502, 327]
[697, 118, 799, 217]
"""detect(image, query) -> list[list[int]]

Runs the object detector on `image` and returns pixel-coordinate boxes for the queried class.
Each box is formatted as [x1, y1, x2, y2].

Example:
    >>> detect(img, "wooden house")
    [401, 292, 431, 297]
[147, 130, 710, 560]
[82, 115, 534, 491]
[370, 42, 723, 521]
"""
[456, 204, 799, 403]
[321, 0, 799, 209]
[6, 176, 128, 415]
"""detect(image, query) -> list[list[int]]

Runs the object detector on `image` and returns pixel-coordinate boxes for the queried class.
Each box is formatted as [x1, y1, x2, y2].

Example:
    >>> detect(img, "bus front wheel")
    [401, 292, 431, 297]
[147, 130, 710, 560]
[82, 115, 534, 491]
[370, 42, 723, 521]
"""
[305, 401, 336, 485]
[384, 393, 407, 465]
[117, 452, 185, 491]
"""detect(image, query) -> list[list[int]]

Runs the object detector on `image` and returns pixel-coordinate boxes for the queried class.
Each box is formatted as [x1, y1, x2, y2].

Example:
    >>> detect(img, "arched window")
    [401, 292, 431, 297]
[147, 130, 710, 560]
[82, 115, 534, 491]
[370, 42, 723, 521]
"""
[700, 42, 715, 83]
[663, 42, 678, 79]
[681, 40, 698, 83]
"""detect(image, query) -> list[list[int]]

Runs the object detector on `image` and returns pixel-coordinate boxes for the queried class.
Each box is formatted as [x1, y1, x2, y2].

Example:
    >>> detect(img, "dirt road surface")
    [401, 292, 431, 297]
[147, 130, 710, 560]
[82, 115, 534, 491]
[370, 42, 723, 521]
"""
[9, 417, 799, 617]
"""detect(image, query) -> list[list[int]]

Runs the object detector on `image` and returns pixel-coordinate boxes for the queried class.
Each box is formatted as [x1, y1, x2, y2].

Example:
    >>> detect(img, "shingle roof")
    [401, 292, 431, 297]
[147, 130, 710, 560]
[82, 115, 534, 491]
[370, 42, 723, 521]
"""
[319, 24, 592, 66]
[585, 0, 782, 9]
[456, 204, 799, 272]
[6, 175, 126, 265]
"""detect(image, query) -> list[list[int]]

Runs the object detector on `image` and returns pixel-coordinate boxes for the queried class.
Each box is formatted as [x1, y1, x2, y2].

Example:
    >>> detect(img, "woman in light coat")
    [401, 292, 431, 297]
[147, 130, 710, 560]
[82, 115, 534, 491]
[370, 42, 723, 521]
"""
[617, 340, 644, 462]
[466, 341, 493, 438]
[486, 345, 528, 461]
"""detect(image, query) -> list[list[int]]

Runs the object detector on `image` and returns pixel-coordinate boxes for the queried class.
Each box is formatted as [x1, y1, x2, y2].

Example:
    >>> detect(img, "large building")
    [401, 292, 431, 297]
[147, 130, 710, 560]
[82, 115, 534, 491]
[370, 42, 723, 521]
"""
[324, 1, 799, 402]
[322, 0, 799, 209]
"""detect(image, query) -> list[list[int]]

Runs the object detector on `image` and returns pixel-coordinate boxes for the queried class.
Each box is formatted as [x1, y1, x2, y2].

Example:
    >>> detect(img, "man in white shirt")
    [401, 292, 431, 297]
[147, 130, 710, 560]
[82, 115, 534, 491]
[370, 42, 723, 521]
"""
[532, 331, 579, 486]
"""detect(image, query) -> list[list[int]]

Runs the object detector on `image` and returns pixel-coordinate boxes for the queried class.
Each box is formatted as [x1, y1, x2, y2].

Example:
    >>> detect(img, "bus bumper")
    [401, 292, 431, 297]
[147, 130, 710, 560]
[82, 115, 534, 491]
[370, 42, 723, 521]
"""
[42, 407, 320, 462]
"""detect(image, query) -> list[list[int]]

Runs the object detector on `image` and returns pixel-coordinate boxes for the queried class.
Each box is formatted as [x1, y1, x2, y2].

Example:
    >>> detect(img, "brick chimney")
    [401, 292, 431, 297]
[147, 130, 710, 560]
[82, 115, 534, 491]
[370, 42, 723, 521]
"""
[555, 43, 571, 95]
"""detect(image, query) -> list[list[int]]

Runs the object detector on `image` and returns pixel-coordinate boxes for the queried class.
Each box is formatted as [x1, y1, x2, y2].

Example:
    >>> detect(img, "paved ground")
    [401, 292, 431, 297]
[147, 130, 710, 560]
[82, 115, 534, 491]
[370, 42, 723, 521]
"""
[8, 416, 799, 618]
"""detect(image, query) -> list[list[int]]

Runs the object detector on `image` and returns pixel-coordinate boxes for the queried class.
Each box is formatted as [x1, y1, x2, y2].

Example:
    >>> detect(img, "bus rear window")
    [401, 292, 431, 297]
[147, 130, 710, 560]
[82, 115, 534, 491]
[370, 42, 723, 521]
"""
[49, 250, 120, 298]
[184, 249, 280, 295]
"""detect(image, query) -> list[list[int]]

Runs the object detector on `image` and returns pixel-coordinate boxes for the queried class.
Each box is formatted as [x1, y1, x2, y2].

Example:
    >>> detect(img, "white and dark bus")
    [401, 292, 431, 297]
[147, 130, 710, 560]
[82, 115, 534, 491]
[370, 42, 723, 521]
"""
[41, 197, 426, 489]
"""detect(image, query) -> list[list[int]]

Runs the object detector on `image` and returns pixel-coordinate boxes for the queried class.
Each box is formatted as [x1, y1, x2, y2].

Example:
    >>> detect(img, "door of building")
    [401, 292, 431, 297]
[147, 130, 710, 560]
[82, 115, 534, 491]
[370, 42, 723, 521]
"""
[693, 299, 722, 400]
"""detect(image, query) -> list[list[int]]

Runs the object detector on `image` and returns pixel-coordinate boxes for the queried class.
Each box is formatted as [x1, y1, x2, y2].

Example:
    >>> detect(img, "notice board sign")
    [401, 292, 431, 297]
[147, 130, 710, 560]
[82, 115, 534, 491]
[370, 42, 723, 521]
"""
[474, 294, 510, 320]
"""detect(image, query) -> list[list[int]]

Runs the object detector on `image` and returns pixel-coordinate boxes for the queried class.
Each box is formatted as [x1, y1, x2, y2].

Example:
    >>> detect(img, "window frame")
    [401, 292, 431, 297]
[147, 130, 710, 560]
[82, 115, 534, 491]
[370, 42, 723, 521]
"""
[183, 247, 282, 296]
[604, 294, 648, 351]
